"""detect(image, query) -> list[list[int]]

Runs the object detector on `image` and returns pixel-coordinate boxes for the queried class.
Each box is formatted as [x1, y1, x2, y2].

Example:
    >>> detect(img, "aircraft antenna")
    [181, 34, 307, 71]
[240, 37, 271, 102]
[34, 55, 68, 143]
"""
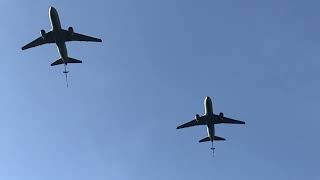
[63, 65, 69, 88]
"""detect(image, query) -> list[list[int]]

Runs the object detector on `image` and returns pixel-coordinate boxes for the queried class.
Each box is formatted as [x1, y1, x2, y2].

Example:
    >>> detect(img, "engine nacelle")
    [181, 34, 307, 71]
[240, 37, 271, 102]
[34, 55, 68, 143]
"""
[68, 27, 74, 37]
[195, 114, 200, 122]
[219, 112, 224, 120]
[40, 29, 46, 39]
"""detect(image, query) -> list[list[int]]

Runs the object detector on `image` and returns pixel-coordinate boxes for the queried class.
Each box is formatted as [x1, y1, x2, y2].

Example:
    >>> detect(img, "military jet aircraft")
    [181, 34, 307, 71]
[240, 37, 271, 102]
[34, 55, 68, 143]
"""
[176, 96, 245, 154]
[21, 6, 102, 87]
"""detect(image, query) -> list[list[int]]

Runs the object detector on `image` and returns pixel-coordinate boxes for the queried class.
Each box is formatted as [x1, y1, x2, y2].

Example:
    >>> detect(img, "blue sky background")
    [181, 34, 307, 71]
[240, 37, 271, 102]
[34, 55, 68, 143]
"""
[0, 0, 319, 179]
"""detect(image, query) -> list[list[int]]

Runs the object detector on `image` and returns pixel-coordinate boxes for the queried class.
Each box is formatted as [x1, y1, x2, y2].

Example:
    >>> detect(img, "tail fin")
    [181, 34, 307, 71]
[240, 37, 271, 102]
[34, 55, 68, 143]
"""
[51, 58, 64, 66]
[67, 57, 82, 64]
[214, 136, 226, 141]
[199, 137, 211, 143]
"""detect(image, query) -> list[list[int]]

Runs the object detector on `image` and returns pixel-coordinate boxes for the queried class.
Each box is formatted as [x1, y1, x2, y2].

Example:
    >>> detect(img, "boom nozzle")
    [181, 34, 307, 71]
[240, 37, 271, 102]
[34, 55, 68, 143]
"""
[211, 142, 215, 157]
[63, 66, 69, 88]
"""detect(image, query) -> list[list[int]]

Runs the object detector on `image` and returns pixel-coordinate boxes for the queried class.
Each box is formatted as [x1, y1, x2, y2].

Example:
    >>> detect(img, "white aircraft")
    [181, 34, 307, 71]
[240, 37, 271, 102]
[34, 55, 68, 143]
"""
[22, 6, 102, 87]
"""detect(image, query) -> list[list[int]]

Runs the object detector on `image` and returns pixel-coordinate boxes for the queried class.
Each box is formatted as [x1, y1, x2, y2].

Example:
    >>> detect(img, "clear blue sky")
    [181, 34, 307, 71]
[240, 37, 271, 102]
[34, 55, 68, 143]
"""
[0, 0, 319, 179]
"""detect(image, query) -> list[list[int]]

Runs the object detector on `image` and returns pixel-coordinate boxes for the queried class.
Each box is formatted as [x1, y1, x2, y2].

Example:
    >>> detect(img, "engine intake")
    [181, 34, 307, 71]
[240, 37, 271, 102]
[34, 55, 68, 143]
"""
[195, 114, 200, 122]
[219, 112, 224, 120]
[40, 29, 46, 39]
[68, 27, 74, 37]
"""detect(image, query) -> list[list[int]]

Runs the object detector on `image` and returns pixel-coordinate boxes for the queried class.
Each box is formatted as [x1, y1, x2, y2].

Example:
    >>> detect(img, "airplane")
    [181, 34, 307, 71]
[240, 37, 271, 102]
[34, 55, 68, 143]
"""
[21, 6, 102, 87]
[176, 96, 245, 154]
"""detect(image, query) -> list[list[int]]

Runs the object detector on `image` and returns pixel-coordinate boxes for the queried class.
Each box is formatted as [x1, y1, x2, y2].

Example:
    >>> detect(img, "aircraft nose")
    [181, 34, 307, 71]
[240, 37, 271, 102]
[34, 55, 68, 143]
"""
[205, 96, 213, 105]
[49, 6, 56, 14]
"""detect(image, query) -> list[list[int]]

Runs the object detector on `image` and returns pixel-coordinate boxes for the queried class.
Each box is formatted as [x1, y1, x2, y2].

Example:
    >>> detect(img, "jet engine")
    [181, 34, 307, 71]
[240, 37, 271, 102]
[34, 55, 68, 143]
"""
[195, 114, 201, 122]
[40, 29, 46, 39]
[219, 112, 224, 120]
[68, 27, 74, 37]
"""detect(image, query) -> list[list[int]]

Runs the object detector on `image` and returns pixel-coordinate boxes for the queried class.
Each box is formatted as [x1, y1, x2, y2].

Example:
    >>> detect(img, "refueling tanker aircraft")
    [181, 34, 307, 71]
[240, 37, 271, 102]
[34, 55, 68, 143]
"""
[21, 6, 102, 87]
[176, 96, 245, 155]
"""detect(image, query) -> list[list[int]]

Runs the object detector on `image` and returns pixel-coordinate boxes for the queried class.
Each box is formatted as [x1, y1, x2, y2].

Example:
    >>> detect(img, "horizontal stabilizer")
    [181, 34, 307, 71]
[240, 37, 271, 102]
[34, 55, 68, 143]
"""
[51, 58, 64, 66]
[199, 137, 211, 143]
[199, 136, 226, 143]
[214, 136, 226, 141]
[67, 57, 82, 64]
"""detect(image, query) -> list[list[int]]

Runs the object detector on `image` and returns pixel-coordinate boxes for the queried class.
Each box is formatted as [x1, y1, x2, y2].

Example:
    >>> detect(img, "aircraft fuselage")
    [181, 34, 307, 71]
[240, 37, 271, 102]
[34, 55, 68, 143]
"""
[49, 6, 68, 64]
[204, 96, 215, 142]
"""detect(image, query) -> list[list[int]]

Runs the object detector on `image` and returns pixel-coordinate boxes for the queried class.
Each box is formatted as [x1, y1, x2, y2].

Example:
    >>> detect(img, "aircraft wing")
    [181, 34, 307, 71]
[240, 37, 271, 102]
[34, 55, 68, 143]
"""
[21, 31, 55, 50]
[64, 30, 102, 42]
[177, 117, 207, 129]
[216, 115, 245, 124]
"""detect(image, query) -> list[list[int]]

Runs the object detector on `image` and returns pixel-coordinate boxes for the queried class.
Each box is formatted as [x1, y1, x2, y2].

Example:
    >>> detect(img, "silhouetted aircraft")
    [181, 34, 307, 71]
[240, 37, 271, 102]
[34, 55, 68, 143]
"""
[21, 6, 102, 87]
[176, 96, 245, 152]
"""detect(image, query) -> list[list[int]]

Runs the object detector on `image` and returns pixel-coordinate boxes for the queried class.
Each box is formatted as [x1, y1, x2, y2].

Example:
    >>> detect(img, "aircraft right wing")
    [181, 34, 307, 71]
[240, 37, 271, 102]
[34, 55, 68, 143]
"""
[216, 115, 245, 124]
[21, 31, 55, 50]
[64, 30, 102, 42]
[176, 116, 207, 129]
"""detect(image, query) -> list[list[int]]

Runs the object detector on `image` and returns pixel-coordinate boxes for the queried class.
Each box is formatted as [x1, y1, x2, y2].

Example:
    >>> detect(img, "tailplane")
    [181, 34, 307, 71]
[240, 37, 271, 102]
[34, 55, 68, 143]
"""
[199, 136, 226, 143]
[51, 58, 64, 66]
[67, 57, 82, 64]
[50, 57, 82, 66]
[213, 136, 226, 141]
[199, 137, 211, 143]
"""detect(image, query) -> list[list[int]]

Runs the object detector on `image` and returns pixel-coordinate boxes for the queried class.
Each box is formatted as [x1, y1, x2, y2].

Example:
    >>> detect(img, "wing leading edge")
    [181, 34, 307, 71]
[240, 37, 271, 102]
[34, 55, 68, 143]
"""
[64, 30, 102, 42]
[176, 116, 207, 129]
[216, 115, 245, 124]
[21, 31, 55, 50]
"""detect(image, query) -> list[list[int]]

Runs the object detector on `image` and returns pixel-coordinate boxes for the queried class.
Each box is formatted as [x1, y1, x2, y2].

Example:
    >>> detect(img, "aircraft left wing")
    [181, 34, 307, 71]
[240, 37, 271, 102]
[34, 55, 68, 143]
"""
[177, 116, 207, 129]
[21, 31, 55, 50]
[216, 115, 245, 124]
[64, 30, 102, 42]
